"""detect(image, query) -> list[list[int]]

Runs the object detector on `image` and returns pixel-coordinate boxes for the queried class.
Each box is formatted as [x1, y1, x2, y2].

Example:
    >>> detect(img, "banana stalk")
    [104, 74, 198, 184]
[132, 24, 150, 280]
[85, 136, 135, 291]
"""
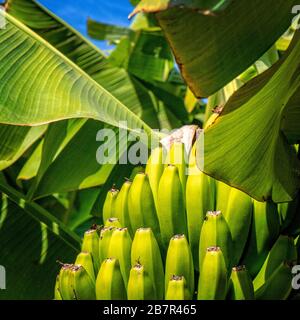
[242, 200, 280, 277]
[131, 228, 164, 299]
[199, 211, 233, 271]
[157, 165, 187, 250]
[227, 265, 254, 300]
[165, 234, 194, 298]
[103, 188, 119, 222]
[197, 247, 228, 300]
[166, 276, 191, 300]
[96, 258, 127, 300]
[107, 227, 132, 288]
[127, 173, 160, 236]
[127, 264, 157, 300]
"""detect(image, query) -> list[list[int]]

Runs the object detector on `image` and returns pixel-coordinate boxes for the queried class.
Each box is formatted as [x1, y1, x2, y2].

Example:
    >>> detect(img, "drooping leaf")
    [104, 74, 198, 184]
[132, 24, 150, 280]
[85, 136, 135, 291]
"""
[131, 0, 297, 97]
[200, 33, 300, 203]
[87, 18, 134, 42]
[0, 125, 46, 170]
[0, 11, 157, 139]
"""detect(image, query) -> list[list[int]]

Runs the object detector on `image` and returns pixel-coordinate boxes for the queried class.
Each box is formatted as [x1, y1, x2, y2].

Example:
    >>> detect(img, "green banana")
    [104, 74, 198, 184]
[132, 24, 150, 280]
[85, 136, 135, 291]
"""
[58, 264, 73, 300]
[127, 173, 160, 236]
[227, 266, 254, 300]
[114, 180, 132, 233]
[167, 142, 187, 197]
[81, 228, 100, 273]
[69, 265, 96, 300]
[157, 165, 187, 250]
[166, 276, 191, 300]
[99, 226, 115, 264]
[129, 165, 145, 180]
[197, 247, 228, 300]
[127, 264, 157, 300]
[96, 258, 127, 300]
[186, 144, 215, 270]
[131, 228, 164, 299]
[54, 275, 62, 300]
[104, 217, 122, 228]
[278, 196, 299, 231]
[242, 200, 280, 277]
[253, 235, 297, 291]
[255, 261, 294, 300]
[75, 251, 95, 283]
[165, 234, 194, 298]
[216, 181, 232, 215]
[199, 211, 233, 271]
[107, 227, 132, 288]
[145, 146, 166, 212]
[224, 188, 253, 265]
[103, 187, 119, 222]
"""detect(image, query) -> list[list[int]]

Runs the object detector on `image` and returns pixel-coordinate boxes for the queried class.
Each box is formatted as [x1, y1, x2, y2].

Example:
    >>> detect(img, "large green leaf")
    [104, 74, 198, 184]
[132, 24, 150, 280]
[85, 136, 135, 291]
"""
[131, 0, 297, 97]
[0, 177, 80, 299]
[87, 18, 134, 42]
[0, 125, 46, 170]
[200, 33, 300, 203]
[0, 11, 157, 139]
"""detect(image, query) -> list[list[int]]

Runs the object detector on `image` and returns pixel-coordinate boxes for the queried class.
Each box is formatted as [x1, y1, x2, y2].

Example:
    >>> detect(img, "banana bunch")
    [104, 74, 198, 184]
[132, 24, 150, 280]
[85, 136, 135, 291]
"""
[54, 138, 299, 300]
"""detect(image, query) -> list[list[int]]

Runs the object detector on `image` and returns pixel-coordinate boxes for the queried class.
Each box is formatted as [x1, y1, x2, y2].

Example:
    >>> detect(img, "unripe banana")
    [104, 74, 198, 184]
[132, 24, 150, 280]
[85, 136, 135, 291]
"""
[167, 142, 187, 197]
[157, 165, 187, 250]
[69, 265, 96, 300]
[186, 144, 215, 270]
[242, 200, 280, 277]
[96, 258, 127, 300]
[255, 261, 294, 300]
[82, 228, 100, 274]
[165, 234, 194, 298]
[127, 264, 157, 300]
[253, 235, 297, 291]
[75, 252, 95, 283]
[58, 264, 73, 300]
[114, 180, 132, 233]
[145, 146, 166, 212]
[131, 228, 164, 299]
[107, 227, 132, 288]
[227, 265, 254, 300]
[216, 181, 232, 215]
[104, 217, 122, 228]
[99, 226, 115, 264]
[166, 276, 191, 300]
[54, 275, 62, 300]
[278, 196, 299, 231]
[224, 188, 253, 265]
[127, 173, 160, 236]
[130, 166, 145, 180]
[197, 247, 228, 300]
[199, 211, 233, 272]
[103, 187, 119, 222]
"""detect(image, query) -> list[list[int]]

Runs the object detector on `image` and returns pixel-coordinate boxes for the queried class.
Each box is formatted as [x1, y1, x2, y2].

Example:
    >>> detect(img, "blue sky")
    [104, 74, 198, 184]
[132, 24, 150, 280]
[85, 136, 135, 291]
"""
[40, 0, 133, 50]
